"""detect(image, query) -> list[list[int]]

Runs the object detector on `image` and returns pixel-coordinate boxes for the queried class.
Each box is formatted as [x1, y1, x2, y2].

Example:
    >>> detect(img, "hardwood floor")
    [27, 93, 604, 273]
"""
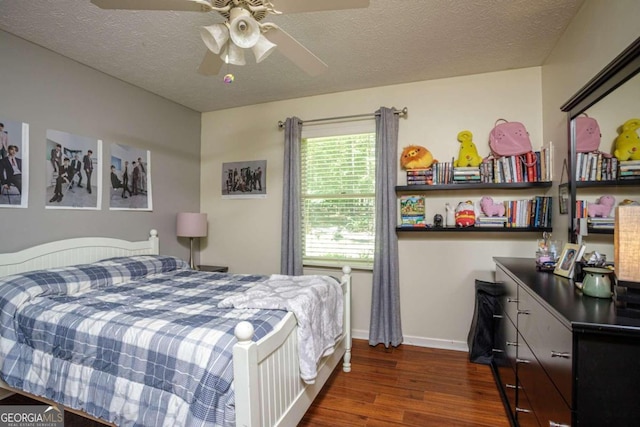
[1, 339, 509, 426]
[300, 339, 510, 426]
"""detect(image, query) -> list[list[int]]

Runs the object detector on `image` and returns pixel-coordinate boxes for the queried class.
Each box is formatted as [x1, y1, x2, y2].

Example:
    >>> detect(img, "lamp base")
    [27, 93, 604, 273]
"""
[189, 237, 198, 270]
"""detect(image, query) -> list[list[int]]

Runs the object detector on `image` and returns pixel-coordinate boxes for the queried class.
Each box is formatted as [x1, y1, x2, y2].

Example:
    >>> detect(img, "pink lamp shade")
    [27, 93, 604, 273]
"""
[176, 212, 208, 237]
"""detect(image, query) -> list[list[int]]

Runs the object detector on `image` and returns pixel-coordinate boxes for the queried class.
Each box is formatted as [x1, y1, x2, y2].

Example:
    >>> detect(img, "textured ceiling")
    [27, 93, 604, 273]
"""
[0, 0, 584, 112]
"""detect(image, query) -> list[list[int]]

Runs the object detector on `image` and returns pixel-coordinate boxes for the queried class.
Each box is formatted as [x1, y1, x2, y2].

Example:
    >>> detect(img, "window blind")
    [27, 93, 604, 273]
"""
[301, 133, 376, 264]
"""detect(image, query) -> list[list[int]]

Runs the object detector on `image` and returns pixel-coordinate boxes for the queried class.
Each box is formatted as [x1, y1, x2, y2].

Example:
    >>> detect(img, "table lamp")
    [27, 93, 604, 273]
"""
[176, 212, 208, 270]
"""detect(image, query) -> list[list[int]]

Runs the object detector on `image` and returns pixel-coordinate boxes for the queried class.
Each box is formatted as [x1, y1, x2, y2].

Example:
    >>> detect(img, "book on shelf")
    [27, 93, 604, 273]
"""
[405, 168, 433, 185]
[575, 152, 618, 181]
[475, 216, 507, 227]
[400, 196, 426, 226]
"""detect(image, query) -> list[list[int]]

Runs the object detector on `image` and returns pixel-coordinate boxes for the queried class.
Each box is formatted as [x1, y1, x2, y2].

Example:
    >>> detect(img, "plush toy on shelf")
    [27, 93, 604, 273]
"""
[480, 196, 506, 217]
[455, 200, 476, 227]
[454, 130, 483, 167]
[613, 118, 640, 161]
[587, 195, 616, 217]
[400, 145, 436, 170]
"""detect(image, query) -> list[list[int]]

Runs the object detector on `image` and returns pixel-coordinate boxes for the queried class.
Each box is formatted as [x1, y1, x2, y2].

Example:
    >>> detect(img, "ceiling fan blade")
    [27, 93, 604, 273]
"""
[198, 51, 224, 76]
[264, 27, 328, 76]
[91, 0, 212, 12]
[273, 0, 369, 14]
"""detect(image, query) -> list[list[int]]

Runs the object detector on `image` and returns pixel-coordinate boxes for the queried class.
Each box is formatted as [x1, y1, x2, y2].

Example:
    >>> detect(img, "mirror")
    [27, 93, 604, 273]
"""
[561, 37, 640, 243]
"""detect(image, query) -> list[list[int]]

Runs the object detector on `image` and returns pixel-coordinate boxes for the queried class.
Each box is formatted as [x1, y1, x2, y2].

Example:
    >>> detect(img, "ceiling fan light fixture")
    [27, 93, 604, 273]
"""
[200, 23, 229, 54]
[252, 35, 277, 63]
[228, 7, 260, 48]
[223, 42, 246, 66]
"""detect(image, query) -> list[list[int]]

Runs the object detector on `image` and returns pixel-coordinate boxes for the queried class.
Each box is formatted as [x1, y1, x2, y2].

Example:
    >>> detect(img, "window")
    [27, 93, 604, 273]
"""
[301, 128, 376, 268]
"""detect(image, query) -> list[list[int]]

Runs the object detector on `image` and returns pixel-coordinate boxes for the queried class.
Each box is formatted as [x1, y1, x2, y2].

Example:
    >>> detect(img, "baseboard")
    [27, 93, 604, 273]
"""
[352, 329, 468, 352]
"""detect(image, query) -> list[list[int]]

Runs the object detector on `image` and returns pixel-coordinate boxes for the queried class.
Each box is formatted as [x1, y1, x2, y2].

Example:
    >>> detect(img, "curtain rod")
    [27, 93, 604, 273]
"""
[277, 107, 408, 129]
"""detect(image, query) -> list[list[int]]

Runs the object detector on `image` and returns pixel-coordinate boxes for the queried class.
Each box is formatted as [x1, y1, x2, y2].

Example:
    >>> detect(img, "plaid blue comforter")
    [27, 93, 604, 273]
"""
[0, 256, 287, 427]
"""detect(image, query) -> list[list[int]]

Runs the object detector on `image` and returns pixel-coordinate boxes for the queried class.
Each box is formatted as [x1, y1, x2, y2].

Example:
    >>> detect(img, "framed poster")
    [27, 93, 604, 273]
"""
[46, 130, 102, 210]
[109, 144, 152, 211]
[0, 119, 29, 208]
[222, 160, 266, 199]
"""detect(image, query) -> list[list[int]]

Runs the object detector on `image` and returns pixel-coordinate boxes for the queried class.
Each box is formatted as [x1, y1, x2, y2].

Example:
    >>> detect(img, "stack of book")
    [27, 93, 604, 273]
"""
[406, 169, 433, 185]
[575, 152, 618, 181]
[619, 160, 640, 181]
[475, 216, 508, 228]
[588, 217, 615, 230]
[399, 196, 426, 227]
[453, 167, 481, 183]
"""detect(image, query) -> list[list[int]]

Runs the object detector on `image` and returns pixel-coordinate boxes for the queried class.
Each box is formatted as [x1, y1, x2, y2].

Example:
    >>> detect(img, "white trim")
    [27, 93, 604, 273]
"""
[351, 329, 468, 352]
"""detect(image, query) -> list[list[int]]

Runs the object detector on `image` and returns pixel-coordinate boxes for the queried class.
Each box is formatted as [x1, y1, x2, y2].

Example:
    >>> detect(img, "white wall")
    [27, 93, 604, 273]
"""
[541, 0, 640, 258]
[0, 31, 202, 258]
[201, 67, 544, 348]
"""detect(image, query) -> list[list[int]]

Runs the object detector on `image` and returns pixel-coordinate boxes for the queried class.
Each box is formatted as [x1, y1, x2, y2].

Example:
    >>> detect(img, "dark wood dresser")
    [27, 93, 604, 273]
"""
[492, 257, 640, 427]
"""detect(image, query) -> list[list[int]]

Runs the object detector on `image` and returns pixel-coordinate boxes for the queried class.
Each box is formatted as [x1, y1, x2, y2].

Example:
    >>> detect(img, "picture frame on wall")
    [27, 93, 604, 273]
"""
[0, 119, 29, 209]
[554, 243, 585, 279]
[222, 160, 266, 199]
[109, 144, 153, 211]
[558, 183, 569, 215]
[46, 129, 102, 210]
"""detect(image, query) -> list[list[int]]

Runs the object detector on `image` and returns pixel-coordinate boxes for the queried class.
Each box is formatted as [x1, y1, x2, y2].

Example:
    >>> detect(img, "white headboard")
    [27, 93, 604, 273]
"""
[0, 230, 159, 277]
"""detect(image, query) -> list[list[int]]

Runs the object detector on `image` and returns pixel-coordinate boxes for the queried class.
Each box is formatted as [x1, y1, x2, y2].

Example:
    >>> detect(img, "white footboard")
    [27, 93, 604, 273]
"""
[233, 266, 352, 427]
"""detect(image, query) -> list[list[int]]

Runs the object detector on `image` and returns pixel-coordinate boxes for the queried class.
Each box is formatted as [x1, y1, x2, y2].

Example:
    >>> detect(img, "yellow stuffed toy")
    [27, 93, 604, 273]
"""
[400, 145, 436, 169]
[454, 130, 483, 167]
[614, 118, 640, 161]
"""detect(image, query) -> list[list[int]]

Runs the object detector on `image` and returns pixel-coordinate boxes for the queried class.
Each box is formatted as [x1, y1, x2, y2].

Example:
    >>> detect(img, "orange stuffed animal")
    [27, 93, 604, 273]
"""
[400, 145, 436, 169]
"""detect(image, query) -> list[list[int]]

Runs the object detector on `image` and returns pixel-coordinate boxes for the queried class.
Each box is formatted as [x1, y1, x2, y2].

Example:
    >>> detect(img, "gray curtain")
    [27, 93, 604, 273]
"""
[369, 107, 403, 347]
[281, 117, 303, 276]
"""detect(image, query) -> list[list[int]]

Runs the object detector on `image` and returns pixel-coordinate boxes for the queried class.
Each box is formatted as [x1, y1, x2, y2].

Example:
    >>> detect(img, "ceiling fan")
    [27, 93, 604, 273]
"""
[90, 0, 370, 77]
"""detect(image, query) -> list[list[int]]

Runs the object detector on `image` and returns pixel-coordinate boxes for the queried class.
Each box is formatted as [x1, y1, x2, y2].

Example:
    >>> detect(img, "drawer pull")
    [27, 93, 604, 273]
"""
[516, 358, 530, 364]
[506, 341, 518, 347]
[518, 309, 531, 315]
[492, 314, 504, 319]
[492, 348, 504, 353]
[507, 298, 518, 303]
[516, 407, 532, 414]
[505, 383, 522, 389]
[551, 351, 571, 359]
[549, 422, 570, 427]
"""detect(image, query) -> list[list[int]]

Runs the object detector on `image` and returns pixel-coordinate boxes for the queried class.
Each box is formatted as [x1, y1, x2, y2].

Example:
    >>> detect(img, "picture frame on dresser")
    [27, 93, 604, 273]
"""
[554, 242, 583, 278]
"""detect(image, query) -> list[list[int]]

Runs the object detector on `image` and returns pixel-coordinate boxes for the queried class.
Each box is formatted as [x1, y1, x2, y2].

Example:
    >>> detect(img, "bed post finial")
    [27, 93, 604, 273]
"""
[235, 321, 255, 342]
[148, 229, 160, 255]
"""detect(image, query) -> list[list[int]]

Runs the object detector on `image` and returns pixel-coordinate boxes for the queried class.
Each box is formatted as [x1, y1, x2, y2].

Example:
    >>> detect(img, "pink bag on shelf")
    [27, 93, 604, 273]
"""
[489, 119, 533, 157]
[575, 114, 601, 153]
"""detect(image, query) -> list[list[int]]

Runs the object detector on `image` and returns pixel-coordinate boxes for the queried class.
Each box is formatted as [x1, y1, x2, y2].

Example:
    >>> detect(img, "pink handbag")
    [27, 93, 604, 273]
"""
[575, 114, 601, 153]
[489, 119, 533, 157]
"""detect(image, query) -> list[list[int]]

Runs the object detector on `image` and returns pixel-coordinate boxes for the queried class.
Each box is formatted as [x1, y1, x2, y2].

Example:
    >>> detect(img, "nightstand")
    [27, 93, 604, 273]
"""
[197, 265, 229, 273]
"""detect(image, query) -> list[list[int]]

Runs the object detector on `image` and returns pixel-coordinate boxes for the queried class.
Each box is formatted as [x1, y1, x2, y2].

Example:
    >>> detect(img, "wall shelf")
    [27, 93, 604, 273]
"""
[396, 182, 552, 192]
[575, 179, 640, 188]
[396, 226, 551, 233]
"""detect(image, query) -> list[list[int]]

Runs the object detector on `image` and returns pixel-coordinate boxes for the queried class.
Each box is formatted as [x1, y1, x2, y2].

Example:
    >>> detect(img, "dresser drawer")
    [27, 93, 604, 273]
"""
[494, 314, 518, 416]
[518, 288, 573, 407]
[496, 266, 519, 323]
[517, 333, 572, 427]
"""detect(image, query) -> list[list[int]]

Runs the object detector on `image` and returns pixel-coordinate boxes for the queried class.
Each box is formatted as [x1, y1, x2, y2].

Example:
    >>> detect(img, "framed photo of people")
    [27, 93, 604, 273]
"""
[222, 160, 266, 199]
[0, 119, 29, 208]
[109, 143, 152, 211]
[46, 129, 102, 210]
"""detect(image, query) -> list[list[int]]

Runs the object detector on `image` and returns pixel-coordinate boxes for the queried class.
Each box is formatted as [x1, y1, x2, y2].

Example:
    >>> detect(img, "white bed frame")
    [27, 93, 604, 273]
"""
[0, 230, 352, 427]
